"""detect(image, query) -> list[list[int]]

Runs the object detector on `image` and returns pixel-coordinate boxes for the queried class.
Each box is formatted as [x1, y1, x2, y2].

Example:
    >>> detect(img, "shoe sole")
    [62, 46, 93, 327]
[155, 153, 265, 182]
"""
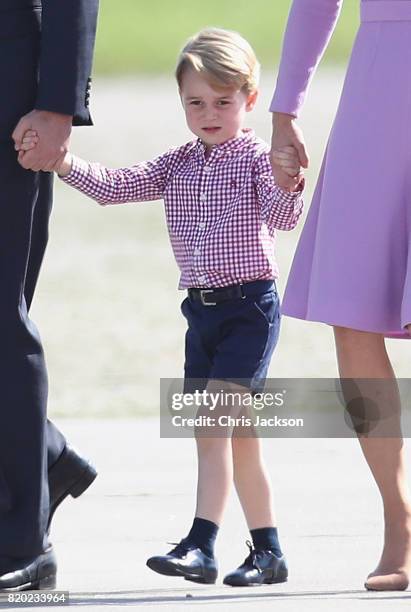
[0, 573, 57, 592]
[184, 574, 217, 585]
[48, 463, 98, 530]
[33, 574, 57, 590]
[146, 558, 217, 584]
[223, 572, 288, 587]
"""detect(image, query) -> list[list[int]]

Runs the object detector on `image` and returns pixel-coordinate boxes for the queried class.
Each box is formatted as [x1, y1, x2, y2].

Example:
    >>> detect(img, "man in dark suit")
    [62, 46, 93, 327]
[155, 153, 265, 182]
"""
[0, 0, 99, 591]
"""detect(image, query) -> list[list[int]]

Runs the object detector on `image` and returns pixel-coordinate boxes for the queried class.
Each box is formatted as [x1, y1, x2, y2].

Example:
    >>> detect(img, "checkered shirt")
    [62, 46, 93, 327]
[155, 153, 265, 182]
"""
[62, 129, 304, 289]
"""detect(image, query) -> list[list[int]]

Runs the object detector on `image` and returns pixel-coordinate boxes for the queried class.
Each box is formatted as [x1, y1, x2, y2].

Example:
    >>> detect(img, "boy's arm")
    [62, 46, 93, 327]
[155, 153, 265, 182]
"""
[58, 151, 171, 206]
[253, 153, 304, 231]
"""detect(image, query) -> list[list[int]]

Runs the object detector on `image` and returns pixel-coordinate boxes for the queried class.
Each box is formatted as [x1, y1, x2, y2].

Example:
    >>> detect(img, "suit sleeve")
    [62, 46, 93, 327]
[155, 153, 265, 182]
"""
[35, 0, 99, 126]
[270, 0, 343, 117]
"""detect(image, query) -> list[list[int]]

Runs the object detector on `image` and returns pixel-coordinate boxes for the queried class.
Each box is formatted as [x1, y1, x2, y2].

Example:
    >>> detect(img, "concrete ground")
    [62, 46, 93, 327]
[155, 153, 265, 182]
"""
[4, 418, 408, 611]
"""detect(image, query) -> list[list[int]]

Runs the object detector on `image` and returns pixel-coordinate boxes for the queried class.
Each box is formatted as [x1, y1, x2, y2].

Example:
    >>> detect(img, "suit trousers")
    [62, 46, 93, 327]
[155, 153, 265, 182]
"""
[0, 7, 66, 563]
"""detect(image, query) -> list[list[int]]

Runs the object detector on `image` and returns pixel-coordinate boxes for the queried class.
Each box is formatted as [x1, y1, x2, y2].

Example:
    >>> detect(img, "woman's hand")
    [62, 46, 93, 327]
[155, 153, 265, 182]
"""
[270, 112, 309, 191]
[271, 145, 305, 192]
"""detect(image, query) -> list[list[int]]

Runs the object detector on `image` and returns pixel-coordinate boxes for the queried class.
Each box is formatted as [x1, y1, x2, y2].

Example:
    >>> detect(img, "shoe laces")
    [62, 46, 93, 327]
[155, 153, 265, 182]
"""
[241, 540, 267, 573]
[166, 538, 194, 557]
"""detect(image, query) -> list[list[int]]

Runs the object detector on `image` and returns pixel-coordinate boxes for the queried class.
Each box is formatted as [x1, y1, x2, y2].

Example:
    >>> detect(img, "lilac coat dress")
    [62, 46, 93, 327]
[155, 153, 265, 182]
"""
[271, 0, 411, 338]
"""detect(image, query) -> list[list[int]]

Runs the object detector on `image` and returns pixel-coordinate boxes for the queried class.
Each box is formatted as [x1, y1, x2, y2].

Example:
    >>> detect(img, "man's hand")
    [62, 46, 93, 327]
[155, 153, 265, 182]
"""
[12, 110, 72, 172]
[18, 129, 73, 177]
[270, 112, 309, 191]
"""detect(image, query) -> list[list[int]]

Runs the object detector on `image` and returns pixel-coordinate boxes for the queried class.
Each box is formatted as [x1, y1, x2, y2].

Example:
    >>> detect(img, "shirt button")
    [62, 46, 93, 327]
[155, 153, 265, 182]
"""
[198, 222, 205, 230]
[203, 166, 212, 173]
[199, 193, 206, 202]
[194, 249, 201, 256]
[198, 276, 206, 284]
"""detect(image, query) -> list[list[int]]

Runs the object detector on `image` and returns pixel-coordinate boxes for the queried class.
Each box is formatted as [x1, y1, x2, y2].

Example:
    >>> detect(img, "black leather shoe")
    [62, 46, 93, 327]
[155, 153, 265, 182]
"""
[0, 546, 57, 591]
[147, 539, 218, 584]
[223, 541, 288, 587]
[48, 444, 97, 530]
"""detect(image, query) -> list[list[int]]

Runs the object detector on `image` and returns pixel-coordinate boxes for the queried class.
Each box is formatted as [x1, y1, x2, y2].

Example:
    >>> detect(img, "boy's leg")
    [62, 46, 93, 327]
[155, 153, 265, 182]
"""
[147, 378, 245, 584]
[225, 427, 287, 586]
[209, 287, 287, 586]
[208, 286, 280, 529]
[147, 284, 281, 584]
[190, 285, 281, 553]
[193, 379, 247, 524]
[231, 432, 276, 530]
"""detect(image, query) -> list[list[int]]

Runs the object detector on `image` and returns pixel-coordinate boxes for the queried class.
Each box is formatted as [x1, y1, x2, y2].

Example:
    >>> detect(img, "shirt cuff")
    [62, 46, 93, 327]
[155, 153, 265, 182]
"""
[276, 177, 305, 202]
[60, 155, 90, 186]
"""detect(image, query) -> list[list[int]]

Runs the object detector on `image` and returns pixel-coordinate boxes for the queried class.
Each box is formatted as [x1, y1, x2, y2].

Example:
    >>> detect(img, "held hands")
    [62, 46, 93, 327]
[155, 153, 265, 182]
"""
[271, 146, 304, 192]
[17, 129, 72, 176]
[12, 110, 72, 173]
[270, 112, 309, 191]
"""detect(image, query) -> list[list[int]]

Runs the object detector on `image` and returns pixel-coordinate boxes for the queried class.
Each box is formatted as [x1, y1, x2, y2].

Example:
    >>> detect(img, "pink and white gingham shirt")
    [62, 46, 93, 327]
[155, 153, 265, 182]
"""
[62, 129, 303, 289]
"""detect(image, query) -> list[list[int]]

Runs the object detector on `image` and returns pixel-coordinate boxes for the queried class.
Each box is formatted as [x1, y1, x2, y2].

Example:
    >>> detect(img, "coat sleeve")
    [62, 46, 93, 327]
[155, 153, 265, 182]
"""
[270, 0, 344, 117]
[35, 0, 99, 126]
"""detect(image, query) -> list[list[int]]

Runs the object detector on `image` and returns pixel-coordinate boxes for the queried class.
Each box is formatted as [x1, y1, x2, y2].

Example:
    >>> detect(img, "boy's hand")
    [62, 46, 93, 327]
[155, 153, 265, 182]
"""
[12, 109, 72, 172]
[19, 129, 39, 152]
[271, 145, 304, 193]
[17, 129, 72, 176]
[270, 112, 309, 191]
[56, 152, 73, 177]
[271, 145, 300, 177]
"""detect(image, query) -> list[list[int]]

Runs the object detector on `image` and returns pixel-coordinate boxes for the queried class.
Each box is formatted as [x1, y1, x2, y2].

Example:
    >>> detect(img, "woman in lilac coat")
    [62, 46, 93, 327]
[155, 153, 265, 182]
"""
[270, 0, 411, 591]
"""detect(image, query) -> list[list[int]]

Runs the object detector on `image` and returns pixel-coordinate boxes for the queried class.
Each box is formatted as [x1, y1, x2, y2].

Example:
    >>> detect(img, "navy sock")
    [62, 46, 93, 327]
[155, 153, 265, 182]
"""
[250, 527, 282, 557]
[185, 517, 219, 558]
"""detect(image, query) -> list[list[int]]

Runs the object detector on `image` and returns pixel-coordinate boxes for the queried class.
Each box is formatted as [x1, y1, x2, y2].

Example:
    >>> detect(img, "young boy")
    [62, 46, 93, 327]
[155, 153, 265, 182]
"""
[19, 28, 303, 587]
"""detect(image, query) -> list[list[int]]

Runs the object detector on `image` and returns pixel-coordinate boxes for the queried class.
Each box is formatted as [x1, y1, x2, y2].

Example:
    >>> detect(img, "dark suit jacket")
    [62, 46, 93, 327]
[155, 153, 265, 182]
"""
[0, 0, 99, 126]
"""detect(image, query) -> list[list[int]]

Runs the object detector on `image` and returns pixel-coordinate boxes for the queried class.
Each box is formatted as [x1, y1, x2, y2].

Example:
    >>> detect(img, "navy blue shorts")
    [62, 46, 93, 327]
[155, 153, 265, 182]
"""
[181, 280, 281, 393]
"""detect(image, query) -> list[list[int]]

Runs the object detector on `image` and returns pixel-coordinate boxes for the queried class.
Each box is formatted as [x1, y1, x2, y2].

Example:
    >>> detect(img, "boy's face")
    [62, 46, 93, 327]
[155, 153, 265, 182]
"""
[180, 67, 258, 150]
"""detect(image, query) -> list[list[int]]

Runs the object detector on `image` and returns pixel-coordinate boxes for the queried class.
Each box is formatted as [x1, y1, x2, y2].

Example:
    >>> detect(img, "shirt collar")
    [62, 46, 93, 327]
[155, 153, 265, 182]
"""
[194, 128, 255, 162]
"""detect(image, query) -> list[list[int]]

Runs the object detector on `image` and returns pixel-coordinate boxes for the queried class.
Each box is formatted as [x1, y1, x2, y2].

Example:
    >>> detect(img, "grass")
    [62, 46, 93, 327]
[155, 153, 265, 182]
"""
[94, 0, 360, 75]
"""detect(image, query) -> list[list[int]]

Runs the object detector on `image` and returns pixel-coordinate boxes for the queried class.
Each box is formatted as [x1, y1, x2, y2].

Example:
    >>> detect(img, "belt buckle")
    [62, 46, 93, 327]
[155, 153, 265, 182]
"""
[200, 289, 217, 306]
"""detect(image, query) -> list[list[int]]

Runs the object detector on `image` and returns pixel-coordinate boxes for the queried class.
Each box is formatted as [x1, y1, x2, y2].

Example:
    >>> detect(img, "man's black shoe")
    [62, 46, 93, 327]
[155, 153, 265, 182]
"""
[223, 541, 288, 587]
[48, 444, 97, 530]
[146, 539, 218, 584]
[0, 546, 57, 591]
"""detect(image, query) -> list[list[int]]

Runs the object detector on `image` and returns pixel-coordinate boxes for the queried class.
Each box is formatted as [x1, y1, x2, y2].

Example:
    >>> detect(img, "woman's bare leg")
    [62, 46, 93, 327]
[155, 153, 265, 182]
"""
[334, 326, 411, 590]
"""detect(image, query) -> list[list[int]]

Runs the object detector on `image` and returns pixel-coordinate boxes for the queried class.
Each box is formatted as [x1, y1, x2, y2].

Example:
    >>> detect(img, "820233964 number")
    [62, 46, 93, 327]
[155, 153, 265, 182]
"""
[5, 591, 69, 605]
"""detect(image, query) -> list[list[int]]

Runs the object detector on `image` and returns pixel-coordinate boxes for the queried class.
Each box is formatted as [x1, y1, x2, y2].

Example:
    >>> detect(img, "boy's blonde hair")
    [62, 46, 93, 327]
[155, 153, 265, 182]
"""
[176, 28, 260, 95]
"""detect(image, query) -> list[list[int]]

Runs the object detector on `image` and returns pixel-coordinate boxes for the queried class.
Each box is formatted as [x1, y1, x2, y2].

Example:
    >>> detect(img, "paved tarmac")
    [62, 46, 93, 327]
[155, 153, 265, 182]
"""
[3, 418, 409, 611]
